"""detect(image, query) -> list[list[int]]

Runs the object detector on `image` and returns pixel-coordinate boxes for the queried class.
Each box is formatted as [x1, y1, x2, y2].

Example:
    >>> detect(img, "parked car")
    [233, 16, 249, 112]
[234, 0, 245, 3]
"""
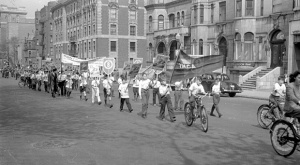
[201, 73, 242, 97]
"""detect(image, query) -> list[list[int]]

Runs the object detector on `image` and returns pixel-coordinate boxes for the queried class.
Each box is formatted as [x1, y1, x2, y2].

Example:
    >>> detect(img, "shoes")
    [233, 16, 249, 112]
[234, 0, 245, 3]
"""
[210, 113, 216, 117]
[98, 102, 102, 105]
[171, 119, 176, 122]
[129, 109, 133, 113]
[120, 109, 123, 112]
[141, 114, 146, 119]
[159, 117, 165, 121]
[110, 105, 113, 108]
[218, 113, 223, 118]
[85, 98, 88, 101]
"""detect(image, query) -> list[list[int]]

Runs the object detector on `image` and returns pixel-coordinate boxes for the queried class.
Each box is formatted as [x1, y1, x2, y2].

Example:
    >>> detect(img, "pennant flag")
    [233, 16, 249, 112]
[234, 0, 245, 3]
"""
[152, 54, 168, 71]
[128, 63, 142, 78]
[166, 50, 224, 83]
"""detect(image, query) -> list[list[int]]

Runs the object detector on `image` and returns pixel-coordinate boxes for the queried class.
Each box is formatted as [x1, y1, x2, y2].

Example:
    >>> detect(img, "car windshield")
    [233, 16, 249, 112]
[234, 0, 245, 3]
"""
[216, 74, 230, 80]
[203, 74, 213, 80]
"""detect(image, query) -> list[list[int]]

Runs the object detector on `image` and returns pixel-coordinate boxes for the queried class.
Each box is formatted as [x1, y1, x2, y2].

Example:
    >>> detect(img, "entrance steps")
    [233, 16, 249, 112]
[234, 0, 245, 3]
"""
[241, 68, 273, 90]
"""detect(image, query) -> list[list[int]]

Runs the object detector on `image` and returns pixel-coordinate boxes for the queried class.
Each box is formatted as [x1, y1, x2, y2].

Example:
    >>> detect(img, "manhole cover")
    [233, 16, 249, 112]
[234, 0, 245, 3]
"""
[32, 139, 76, 149]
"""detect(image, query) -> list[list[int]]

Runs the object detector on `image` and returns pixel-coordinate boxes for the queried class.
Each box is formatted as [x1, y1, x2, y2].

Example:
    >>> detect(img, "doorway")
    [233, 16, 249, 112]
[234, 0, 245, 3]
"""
[169, 41, 177, 61]
[270, 31, 285, 68]
[219, 37, 227, 66]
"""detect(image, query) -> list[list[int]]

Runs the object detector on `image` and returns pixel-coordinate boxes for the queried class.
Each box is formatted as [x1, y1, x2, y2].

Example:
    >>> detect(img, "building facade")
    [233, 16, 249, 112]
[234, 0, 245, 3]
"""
[146, 0, 298, 81]
[23, 34, 39, 66]
[35, 1, 57, 61]
[50, 0, 147, 68]
[0, 4, 35, 66]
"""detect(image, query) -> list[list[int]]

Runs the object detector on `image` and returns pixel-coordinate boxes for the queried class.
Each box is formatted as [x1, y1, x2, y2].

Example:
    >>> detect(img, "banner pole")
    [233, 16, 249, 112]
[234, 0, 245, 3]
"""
[60, 53, 62, 73]
[169, 50, 180, 84]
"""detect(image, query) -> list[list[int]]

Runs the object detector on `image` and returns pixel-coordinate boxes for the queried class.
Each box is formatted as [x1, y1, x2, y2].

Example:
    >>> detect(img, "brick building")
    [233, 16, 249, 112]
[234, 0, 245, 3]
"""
[145, 0, 299, 88]
[35, 1, 57, 61]
[0, 4, 35, 66]
[50, 0, 147, 68]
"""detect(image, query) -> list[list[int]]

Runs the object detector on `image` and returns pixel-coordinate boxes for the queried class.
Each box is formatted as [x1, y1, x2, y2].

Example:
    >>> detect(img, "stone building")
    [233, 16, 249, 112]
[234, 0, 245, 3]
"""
[145, 0, 299, 88]
[50, 0, 147, 68]
[0, 4, 35, 66]
[35, 1, 57, 61]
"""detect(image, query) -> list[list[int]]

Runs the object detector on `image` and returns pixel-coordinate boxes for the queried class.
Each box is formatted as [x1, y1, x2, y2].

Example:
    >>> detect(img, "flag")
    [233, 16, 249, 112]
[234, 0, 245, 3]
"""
[128, 63, 142, 78]
[167, 50, 224, 83]
[152, 54, 169, 71]
[140, 65, 155, 80]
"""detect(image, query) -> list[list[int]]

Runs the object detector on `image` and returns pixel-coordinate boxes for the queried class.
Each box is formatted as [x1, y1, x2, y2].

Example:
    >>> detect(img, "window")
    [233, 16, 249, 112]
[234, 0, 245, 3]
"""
[219, 2, 226, 22]
[130, 42, 136, 52]
[85, 26, 87, 36]
[50, 48, 53, 56]
[236, 0, 242, 17]
[93, 41, 96, 52]
[110, 41, 116, 52]
[89, 26, 91, 35]
[85, 42, 87, 52]
[194, 5, 197, 24]
[110, 9, 117, 20]
[130, 26, 136, 36]
[211, 4, 214, 23]
[169, 14, 175, 28]
[149, 16, 153, 32]
[50, 35, 53, 43]
[93, 24, 96, 34]
[245, 0, 254, 16]
[261, 0, 264, 16]
[50, 23, 53, 30]
[200, 4, 204, 24]
[130, 11, 136, 21]
[177, 12, 180, 26]
[235, 33, 242, 60]
[28, 51, 32, 56]
[89, 41, 91, 51]
[78, 29, 80, 38]
[158, 15, 164, 30]
[181, 11, 185, 25]
[199, 39, 203, 55]
[244, 32, 254, 61]
[110, 24, 117, 35]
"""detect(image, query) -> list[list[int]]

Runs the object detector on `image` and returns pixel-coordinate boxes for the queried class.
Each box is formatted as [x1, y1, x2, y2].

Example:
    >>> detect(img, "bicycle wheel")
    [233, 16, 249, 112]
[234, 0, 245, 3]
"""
[18, 81, 24, 88]
[184, 103, 193, 126]
[270, 120, 298, 157]
[257, 104, 273, 129]
[199, 106, 208, 132]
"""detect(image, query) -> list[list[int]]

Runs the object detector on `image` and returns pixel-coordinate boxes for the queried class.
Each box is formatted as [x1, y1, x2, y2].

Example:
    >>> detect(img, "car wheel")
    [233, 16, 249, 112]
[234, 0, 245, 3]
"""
[229, 93, 236, 97]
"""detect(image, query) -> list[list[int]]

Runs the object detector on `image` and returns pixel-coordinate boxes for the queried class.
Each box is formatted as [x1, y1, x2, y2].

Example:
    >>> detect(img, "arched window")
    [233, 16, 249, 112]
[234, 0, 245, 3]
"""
[158, 15, 164, 30]
[181, 11, 185, 25]
[149, 43, 153, 61]
[149, 16, 152, 32]
[177, 12, 180, 26]
[244, 32, 254, 61]
[194, 5, 197, 24]
[235, 33, 242, 60]
[199, 39, 203, 55]
[200, 4, 204, 24]
[169, 14, 175, 28]
[192, 39, 197, 55]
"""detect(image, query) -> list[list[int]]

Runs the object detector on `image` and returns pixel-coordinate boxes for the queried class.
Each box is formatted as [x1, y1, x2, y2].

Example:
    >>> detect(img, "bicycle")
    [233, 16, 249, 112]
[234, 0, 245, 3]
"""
[184, 93, 210, 132]
[270, 113, 300, 157]
[257, 96, 285, 129]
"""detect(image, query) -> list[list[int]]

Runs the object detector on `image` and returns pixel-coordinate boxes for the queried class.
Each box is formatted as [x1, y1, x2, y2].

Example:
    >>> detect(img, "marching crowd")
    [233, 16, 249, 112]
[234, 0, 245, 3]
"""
[1, 66, 226, 122]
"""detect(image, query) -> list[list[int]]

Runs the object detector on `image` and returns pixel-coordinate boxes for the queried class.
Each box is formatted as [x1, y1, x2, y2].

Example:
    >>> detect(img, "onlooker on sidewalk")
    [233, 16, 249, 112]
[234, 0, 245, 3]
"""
[119, 77, 133, 113]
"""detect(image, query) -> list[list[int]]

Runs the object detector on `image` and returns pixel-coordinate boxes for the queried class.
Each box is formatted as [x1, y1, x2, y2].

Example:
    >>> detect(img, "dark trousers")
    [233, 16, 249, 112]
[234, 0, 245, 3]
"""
[141, 89, 150, 115]
[133, 87, 139, 100]
[120, 98, 132, 111]
[189, 95, 201, 115]
[174, 90, 184, 110]
[37, 80, 42, 91]
[153, 88, 160, 105]
[160, 95, 175, 120]
[103, 88, 112, 106]
[211, 94, 221, 116]
[58, 81, 66, 96]
[44, 81, 48, 92]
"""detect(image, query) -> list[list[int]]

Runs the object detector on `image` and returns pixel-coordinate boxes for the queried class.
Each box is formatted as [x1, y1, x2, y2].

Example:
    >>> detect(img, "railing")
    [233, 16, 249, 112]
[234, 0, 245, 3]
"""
[256, 67, 281, 90]
[238, 66, 266, 85]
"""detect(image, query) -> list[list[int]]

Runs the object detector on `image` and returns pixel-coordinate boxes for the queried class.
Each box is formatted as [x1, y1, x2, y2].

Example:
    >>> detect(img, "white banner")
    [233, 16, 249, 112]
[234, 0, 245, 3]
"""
[61, 53, 86, 66]
[88, 58, 103, 77]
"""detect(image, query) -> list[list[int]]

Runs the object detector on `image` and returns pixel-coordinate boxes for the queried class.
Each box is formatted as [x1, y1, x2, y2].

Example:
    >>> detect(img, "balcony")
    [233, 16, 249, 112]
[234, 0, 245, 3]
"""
[69, 36, 77, 43]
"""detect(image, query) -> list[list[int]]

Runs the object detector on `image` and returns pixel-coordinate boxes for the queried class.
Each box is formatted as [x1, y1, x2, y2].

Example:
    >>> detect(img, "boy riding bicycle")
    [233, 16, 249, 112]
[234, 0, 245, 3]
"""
[188, 77, 207, 118]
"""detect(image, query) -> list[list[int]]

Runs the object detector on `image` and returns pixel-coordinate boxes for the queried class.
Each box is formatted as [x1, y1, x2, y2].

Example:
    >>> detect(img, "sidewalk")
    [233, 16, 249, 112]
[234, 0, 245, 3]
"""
[236, 89, 271, 101]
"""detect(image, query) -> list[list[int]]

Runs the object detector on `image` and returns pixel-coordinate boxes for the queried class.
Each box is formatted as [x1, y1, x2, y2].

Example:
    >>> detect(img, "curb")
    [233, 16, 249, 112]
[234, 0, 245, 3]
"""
[237, 95, 269, 101]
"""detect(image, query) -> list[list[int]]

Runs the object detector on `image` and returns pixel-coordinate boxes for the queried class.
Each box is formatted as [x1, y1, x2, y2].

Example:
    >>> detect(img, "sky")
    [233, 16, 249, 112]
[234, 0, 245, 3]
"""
[0, 0, 53, 18]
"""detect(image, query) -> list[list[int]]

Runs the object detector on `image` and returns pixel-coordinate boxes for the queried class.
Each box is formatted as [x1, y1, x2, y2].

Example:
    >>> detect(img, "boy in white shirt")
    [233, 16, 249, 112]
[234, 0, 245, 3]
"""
[188, 77, 206, 118]
[117, 76, 123, 98]
[139, 73, 151, 119]
[210, 78, 222, 118]
[159, 80, 176, 122]
[65, 74, 73, 98]
[151, 75, 161, 106]
[119, 78, 133, 113]
[269, 76, 286, 119]
[80, 71, 89, 101]
[132, 75, 140, 101]
[91, 77, 102, 105]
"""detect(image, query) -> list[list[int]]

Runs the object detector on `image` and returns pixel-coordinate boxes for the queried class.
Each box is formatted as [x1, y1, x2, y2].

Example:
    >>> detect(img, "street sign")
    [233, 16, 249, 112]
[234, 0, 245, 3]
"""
[103, 58, 115, 75]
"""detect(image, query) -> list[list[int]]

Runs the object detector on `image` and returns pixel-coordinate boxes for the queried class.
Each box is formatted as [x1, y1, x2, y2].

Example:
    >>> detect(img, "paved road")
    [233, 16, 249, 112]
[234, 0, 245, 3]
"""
[0, 78, 299, 165]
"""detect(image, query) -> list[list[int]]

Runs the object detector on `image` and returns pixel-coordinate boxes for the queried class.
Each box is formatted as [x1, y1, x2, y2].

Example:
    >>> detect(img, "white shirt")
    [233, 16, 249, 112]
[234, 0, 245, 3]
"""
[82, 72, 89, 85]
[212, 83, 221, 95]
[65, 79, 73, 88]
[189, 82, 205, 96]
[133, 79, 140, 88]
[31, 74, 36, 79]
[159, 85, 171, 96]
[118, 78, 122, 85]
[43, 73, 48, 82]
[272, 83, 286, 97]
[110, 77, 115, 82]
[139, 79, 151, 90]
[119, 83, 129, 98]
[91, 80, 99, 88]
[36, 73, 42, 80]
[103, 79, 112, 89]
[79, 76, 83, 87]
[175, 81, 183, 90]
[152, 80, 161, 88]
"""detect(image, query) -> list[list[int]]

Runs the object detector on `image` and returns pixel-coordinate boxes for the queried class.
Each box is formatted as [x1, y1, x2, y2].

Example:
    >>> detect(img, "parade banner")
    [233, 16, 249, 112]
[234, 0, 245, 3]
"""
[88, 58, 103, 77]
[152, 54, 168, 71]
[61, 53, 86, 66]
[133, 58, 143, 64]
[103, 58, 115, 75]
[140, 65, 155, 80]
[80, 61, 89, 72]
[121, 61, 131, 79]
[128, 63, 142, 78]
[166, 50, 224, 83]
